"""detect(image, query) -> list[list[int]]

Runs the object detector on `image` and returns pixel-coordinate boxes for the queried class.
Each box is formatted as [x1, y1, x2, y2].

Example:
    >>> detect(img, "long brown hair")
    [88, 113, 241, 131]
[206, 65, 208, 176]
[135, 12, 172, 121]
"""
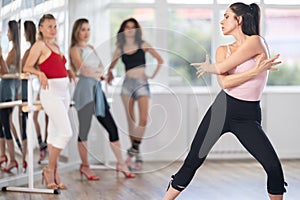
[116, 18, 143, 49]
[69, 18, 89, 73]
[24, 20, 38, 70]
[70, 18, 89, 48]
[8, 20, 20, 72]
[24, 20, 36, 46]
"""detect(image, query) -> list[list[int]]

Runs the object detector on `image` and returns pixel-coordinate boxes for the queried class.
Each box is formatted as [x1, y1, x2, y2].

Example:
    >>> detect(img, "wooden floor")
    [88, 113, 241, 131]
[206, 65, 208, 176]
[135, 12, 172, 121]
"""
[0, 159, 299, 200]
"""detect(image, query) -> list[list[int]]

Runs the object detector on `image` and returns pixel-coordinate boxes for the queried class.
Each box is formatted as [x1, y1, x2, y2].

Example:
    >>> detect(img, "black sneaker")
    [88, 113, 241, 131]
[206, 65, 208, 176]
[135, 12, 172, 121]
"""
[39, 142, 47, 151]
[127, 147, 139, 157]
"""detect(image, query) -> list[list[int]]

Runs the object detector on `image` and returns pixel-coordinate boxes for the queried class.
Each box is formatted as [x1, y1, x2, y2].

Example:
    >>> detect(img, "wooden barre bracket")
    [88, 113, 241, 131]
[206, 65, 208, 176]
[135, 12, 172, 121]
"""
[21, 104, 43, 112]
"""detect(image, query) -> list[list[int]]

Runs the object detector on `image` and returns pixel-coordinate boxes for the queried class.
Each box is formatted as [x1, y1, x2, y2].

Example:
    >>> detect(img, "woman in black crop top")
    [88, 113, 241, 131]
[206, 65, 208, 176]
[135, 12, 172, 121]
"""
[107, 18, 163, 170]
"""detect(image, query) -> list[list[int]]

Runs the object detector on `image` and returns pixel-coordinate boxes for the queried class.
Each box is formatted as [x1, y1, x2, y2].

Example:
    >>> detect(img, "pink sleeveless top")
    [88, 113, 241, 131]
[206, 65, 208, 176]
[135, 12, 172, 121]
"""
[224, 45, 268, 101]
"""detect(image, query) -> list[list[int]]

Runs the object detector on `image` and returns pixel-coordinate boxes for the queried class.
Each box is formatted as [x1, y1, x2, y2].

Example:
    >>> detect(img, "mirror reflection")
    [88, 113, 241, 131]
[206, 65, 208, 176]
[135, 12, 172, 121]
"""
[0, 19, 23, 178]
[22, 19, 48, 168]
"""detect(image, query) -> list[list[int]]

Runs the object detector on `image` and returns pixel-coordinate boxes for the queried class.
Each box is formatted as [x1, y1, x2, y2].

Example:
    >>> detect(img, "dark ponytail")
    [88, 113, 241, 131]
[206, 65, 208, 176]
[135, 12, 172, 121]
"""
[230, 2, 260, 36]
[249, 3, 260, 35]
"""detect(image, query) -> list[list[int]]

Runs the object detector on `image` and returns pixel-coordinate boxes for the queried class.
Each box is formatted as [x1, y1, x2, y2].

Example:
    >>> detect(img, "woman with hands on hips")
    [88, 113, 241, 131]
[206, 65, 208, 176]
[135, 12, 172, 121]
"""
[107, 18, 163, 170]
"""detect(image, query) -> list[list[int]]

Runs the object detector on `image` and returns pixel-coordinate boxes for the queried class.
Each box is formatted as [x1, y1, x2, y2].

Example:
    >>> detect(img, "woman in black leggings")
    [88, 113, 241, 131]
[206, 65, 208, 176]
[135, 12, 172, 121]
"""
[70, 18, 135, 180]
[0, 46, 9, 167]
[163, 3, 286, 200]
[0, 20, 20, 173]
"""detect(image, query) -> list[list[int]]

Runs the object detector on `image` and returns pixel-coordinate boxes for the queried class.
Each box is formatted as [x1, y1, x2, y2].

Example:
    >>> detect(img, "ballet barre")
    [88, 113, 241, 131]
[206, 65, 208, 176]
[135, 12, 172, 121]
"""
[1, 73, 114, 193]
[0, 100, 22, 109]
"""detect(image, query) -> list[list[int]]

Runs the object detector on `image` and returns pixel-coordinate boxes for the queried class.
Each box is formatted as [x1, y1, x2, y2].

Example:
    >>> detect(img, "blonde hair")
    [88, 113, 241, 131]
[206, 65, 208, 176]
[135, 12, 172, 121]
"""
[38, 13, 55, 40]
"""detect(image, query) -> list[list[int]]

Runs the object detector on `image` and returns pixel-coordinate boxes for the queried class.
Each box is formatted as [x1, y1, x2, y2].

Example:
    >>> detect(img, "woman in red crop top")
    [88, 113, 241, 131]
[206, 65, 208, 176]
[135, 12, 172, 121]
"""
[24, 14, 76, 190]
[22, 20, 49, 168]
[107, 18, 163, 171]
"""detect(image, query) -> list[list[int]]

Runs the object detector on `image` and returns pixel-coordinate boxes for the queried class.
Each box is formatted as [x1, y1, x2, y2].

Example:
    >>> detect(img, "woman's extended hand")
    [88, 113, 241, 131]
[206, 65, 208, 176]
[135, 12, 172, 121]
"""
[191, 54, 212, 78]
[254, 53, 281, 73]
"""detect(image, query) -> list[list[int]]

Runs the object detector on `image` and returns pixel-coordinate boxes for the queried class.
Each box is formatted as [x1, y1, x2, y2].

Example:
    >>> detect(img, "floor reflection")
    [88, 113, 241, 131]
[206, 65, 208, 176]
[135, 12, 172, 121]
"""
[0, 148, 47, 179]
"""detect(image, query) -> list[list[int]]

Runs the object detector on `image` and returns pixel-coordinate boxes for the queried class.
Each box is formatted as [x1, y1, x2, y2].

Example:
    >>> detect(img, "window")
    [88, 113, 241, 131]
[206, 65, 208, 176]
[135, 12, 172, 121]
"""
[265, 9, 300, 85]
[2, 0, 12, 7]
[168, 8, 212, 86]
[22, 0, 33, 8]
[35, 0, 44, 5]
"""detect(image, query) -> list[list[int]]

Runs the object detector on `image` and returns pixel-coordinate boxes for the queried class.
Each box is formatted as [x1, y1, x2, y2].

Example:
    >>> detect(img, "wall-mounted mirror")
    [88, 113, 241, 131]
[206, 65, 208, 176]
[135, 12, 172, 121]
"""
[0, 13, 24, 181]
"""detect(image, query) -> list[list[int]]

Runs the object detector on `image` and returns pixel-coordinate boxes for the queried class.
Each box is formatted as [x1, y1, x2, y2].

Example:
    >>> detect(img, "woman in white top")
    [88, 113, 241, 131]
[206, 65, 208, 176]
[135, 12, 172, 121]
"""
[70, 18, 135, 180]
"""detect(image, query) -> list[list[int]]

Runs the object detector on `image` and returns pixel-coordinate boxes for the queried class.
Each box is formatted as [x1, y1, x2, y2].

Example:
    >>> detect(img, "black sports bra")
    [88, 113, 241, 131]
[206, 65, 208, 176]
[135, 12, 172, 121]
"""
[121, 44, 146, 71]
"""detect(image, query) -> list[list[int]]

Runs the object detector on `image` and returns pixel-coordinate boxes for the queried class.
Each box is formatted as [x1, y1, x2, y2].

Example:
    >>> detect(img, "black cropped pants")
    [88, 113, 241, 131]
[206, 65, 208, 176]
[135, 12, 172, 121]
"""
[171, 90, 286, 195]
[77, 102, 119, 142]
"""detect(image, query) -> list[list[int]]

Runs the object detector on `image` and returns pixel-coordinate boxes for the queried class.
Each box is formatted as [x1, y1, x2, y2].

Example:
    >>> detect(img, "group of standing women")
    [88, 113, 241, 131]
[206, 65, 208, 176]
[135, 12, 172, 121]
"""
[20, 12, 163, 189]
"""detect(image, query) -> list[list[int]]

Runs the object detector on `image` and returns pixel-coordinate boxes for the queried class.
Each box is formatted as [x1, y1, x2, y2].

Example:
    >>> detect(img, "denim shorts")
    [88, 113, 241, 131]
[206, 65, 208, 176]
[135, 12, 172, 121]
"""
[121, 76, 150, 100]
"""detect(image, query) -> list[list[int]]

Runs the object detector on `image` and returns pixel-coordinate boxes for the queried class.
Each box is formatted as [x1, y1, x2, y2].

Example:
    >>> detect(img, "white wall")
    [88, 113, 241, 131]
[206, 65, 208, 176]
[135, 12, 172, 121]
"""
[264, 92, 300, 158]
